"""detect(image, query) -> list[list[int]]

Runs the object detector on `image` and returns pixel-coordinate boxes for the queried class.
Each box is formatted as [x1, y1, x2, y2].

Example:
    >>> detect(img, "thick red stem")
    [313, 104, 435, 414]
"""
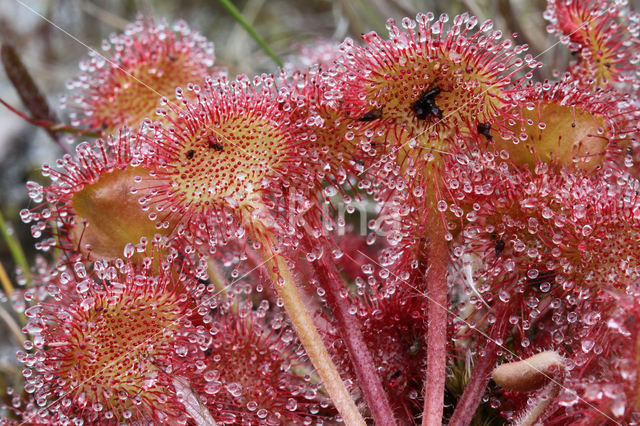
[316, 259, 397, 425]
[421, 209, 449, 426]
[447, 341, 500, 426]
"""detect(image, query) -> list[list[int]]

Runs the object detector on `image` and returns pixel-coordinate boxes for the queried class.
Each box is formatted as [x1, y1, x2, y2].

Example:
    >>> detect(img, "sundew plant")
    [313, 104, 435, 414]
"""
[1, 0, 640, 424]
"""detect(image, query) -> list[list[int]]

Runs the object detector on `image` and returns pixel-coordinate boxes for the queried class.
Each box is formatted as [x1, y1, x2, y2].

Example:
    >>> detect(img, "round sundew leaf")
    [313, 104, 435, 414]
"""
[70, 166, 169, 260]
[544, 0, 640, 88]
[488, 76, 638, 174]
[337, 13, 530, 156]
[493, 103, 608, 171]
[63, 16, 218, 134]
[25, 131, 167, 262]
[168, 114, 288, 210]
[21, 259, 207, 424]
[190, 297, 335, 423]
[138, 76, 318, 254]
[451, 165, 640, 344]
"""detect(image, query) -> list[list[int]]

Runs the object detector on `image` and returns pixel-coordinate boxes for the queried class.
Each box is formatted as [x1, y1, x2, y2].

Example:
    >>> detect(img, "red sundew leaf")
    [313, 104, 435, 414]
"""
[17, 256, 210, 424]
[544, 0, 640, 88]
[452, 165, 640, 343]
[336, 12, 534, 156]
[325, 13, 541, 264]
[137, 73, 347, 256]
[489, 76, 639, 173]
[20, 128, 173, 262]
[548, 291, 640, 423]
[62, 15, 219, 135]
[190, 296, 337, 424]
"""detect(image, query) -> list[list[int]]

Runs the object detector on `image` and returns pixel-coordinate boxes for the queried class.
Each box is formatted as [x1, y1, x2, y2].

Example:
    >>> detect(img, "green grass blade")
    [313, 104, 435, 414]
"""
[218, 0, 284, 68]
[0, 210, 30, 284]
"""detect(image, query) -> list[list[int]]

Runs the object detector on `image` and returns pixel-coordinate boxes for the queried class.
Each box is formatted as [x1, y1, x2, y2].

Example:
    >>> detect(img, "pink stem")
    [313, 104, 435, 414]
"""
[316, 259, 397, 425]
[421, 209, 449, 426]
[447, 341, 499, 426]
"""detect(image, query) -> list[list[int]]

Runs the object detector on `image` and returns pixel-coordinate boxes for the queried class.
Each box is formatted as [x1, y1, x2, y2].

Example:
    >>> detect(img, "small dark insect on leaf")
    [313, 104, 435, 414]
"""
[477, 122, 492, 140]
[207, 137, 224, 151]
[490, 231, 505, 256]
[390, 370, 402, 379]
[413, 87, 442, 121]
[197, 278, 210, 285]
[357, 107, 383, 122]
[204, 347, 212, 356]
[186, 150, 195, 159]
[207, 135, 224, 151]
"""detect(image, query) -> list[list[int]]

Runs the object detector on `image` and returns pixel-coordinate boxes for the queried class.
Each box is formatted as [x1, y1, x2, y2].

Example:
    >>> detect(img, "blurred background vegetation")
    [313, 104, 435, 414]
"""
[0, 0, 635, 416]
